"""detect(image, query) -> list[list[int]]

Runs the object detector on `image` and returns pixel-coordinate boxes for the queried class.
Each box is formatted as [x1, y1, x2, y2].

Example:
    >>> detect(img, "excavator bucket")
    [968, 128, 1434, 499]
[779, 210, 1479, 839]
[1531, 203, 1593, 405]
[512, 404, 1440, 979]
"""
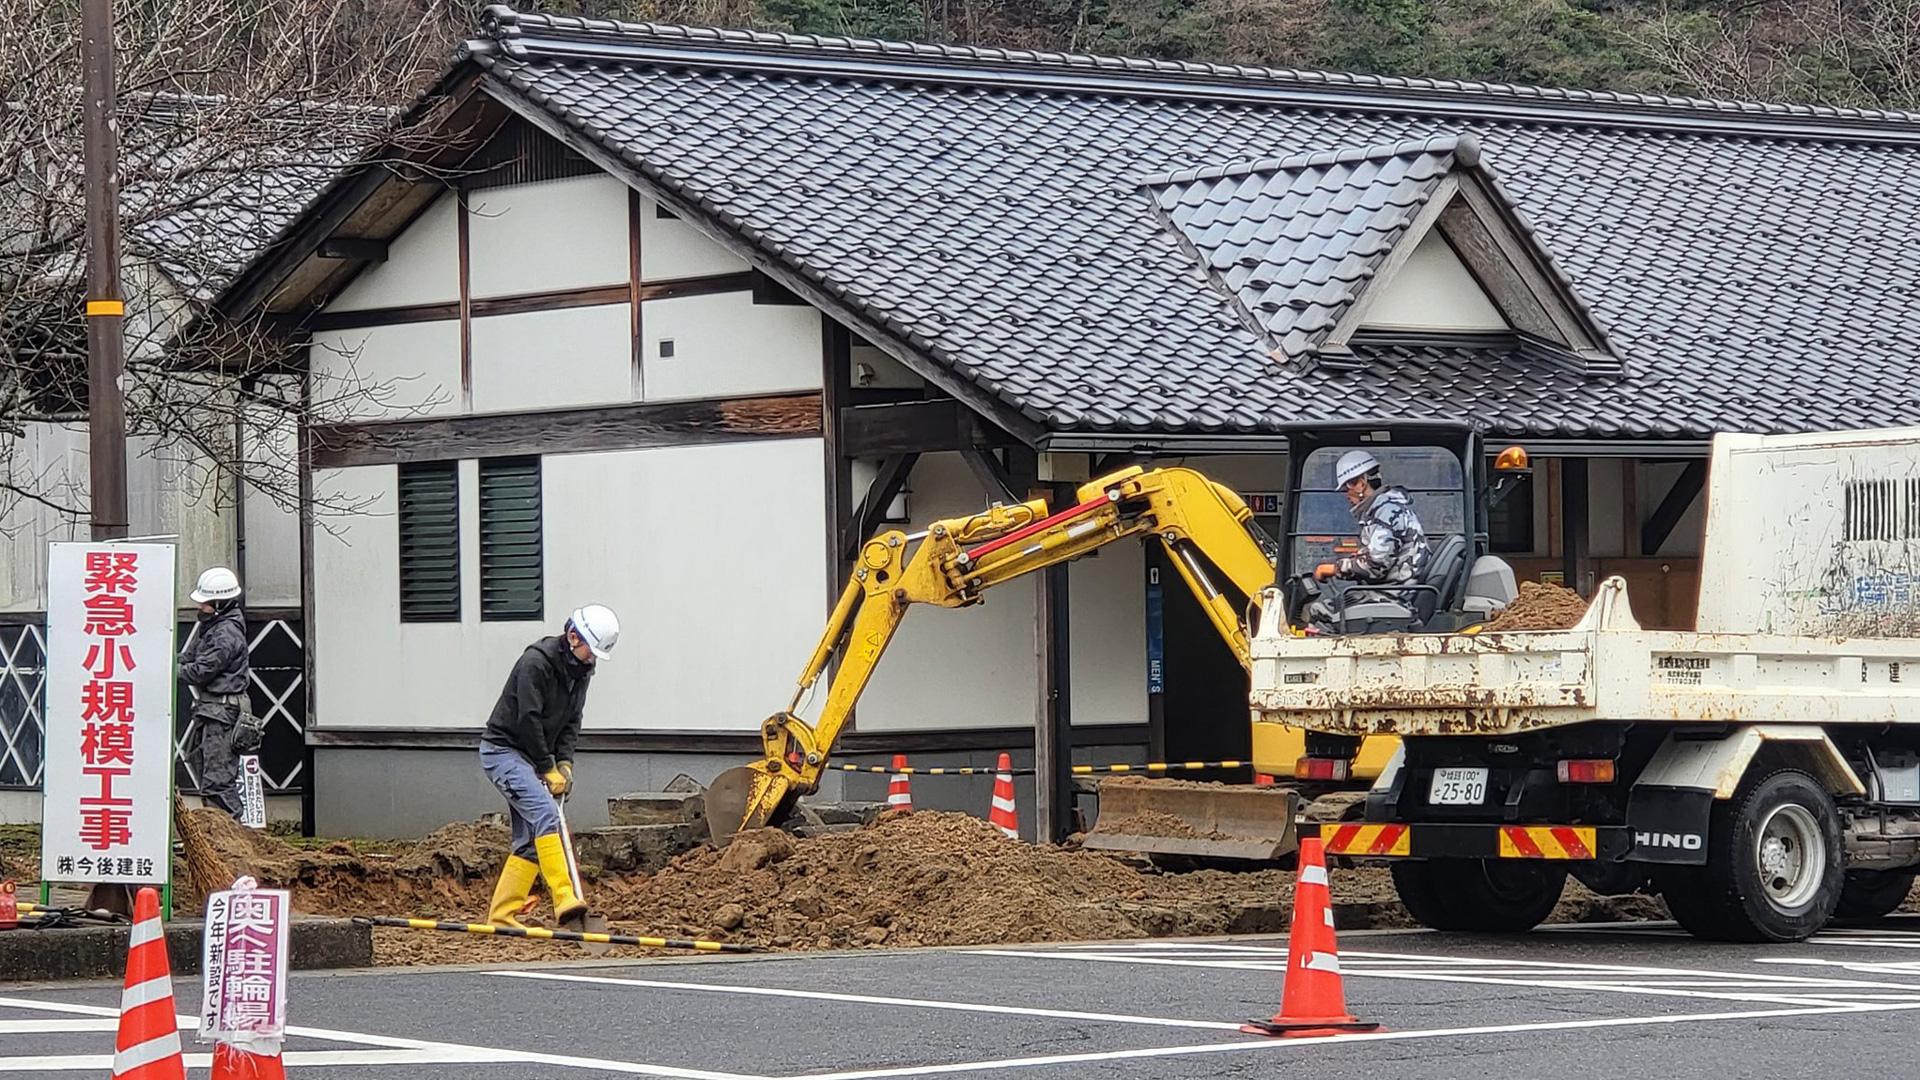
[1081, 778, 1298, 863]
[705, 763, 796, 847]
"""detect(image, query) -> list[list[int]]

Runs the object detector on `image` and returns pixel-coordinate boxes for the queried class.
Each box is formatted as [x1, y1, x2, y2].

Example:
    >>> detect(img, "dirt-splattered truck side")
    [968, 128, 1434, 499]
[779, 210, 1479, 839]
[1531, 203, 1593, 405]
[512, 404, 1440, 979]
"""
[1249, 427, 1920, 942]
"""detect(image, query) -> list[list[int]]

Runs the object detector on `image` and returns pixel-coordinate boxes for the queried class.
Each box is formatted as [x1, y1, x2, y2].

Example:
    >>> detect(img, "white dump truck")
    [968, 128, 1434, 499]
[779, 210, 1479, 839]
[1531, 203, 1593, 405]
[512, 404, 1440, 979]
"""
[1249, 426, 1920, 942]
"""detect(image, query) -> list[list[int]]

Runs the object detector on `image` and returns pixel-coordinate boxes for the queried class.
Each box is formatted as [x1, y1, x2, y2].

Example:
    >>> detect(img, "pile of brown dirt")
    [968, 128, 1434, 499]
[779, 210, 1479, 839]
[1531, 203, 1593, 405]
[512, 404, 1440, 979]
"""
[599, 811, 1332, 950]
[1483, 581, 1590, 631]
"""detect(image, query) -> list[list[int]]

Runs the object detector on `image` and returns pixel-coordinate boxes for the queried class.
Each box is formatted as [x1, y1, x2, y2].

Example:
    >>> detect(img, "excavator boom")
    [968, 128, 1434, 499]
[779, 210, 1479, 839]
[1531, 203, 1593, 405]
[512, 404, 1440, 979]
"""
[705, 465, 1294, 846]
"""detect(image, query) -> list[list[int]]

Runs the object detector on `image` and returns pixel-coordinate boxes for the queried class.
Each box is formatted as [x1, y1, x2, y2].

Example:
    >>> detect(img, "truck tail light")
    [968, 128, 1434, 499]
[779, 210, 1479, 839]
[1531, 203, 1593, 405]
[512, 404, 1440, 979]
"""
[1557, 759, 1616, 784]
[1295, 757, 1351, 782]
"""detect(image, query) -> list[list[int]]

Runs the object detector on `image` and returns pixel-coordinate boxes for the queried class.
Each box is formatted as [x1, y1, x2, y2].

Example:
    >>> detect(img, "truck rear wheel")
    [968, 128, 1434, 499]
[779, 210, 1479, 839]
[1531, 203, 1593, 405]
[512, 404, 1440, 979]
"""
[1656, 769, 1842, 943]
[1834, 870, 1915, 921]
[1390, 859, 1566, 932]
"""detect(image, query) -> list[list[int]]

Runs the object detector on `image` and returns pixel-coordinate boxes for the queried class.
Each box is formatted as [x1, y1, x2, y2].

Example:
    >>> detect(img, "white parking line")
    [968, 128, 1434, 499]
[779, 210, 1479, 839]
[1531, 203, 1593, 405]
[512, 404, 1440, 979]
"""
[486, 970, 1246, 1030]
[776, 1002, 1920, 1080]
[0, 996, 757, 1079]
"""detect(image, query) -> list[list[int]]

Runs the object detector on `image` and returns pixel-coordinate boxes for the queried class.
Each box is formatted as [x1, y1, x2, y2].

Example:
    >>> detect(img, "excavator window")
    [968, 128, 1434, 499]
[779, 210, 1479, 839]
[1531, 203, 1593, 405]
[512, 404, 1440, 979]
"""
[1289, 446, 1468, 575]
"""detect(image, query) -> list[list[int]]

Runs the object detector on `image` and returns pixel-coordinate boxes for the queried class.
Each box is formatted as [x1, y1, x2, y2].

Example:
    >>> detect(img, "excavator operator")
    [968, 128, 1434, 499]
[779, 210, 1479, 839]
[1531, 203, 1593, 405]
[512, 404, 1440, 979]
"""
[1305, 450, 1431, 631]
[479, 603, 619, 931]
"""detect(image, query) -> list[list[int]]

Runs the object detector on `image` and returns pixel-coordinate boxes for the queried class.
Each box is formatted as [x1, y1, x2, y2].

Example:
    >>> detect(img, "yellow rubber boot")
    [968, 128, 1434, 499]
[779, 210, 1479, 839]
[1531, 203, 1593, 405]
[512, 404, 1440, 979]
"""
[487, 855, 539, 929]
[533, 833, 588, 926]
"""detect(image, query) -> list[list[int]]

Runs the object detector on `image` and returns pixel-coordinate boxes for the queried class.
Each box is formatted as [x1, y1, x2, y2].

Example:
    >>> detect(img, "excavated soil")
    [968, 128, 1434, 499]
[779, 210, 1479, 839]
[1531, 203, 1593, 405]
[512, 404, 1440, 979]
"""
[169, 808, 1668, 966]
[1483, 581, 1591, 631]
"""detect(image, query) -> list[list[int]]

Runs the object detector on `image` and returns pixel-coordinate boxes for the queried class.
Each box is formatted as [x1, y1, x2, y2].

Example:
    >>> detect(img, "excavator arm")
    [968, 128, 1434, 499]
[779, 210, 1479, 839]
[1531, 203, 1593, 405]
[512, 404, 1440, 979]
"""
[705, 465, 1282, 845]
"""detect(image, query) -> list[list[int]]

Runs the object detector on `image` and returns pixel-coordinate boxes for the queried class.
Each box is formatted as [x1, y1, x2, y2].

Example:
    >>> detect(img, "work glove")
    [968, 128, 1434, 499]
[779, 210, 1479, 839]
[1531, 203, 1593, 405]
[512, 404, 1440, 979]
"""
[559, 760, 574, 791]
[542, 767, 569, 797]
[1314, 563, 1338, 581]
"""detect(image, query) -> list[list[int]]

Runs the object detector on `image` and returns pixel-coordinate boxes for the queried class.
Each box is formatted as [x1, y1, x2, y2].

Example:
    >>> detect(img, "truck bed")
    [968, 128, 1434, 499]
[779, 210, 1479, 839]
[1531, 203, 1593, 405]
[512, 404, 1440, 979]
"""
[1249, 577, 1920, 736]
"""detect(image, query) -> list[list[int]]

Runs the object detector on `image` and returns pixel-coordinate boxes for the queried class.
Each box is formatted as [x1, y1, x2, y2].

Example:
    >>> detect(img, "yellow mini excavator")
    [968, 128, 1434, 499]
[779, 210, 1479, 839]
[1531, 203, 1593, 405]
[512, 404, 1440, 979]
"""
[702, 462, 1397, 858]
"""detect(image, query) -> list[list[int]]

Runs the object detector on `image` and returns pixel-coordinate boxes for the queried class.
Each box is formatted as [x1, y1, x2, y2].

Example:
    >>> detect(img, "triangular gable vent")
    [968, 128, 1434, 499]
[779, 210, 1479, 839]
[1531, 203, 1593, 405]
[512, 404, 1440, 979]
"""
[1142, 134, 1621, 377]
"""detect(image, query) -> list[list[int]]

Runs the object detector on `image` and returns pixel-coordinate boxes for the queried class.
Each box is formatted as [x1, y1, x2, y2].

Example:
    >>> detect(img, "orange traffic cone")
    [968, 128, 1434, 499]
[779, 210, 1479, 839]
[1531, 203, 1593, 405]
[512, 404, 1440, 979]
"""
[210, 1041, 287, 1079]
[989, 753, 1018, 839]
[887, 754, 913, 813]
[113, 887, 185, 1079]
[1240, 835, 1380, 1038]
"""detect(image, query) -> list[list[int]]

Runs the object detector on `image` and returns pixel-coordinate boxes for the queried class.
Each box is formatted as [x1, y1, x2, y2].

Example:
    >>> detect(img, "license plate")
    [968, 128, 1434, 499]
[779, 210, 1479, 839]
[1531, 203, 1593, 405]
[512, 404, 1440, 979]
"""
[1429, 767, 1488, 805]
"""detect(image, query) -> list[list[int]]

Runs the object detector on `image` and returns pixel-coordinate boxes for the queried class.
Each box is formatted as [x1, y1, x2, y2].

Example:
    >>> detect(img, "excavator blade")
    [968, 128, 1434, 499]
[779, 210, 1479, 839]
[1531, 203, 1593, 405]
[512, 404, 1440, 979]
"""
[705, 763, 795, 847]
[1082, 778, 1299, 864]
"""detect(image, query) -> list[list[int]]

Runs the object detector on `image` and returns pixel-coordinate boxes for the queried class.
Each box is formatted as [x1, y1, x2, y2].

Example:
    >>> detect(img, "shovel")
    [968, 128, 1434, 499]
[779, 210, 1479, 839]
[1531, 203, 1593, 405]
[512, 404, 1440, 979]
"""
[555, 791, 612, 957]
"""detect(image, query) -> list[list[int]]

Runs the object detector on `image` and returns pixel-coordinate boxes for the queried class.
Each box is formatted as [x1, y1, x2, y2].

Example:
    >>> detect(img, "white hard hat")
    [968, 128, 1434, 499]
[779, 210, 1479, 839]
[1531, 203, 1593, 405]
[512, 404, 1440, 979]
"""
[568, 604, 620, 660]
[1334, 450, 1380, 488]
[189, 566, 242, 604]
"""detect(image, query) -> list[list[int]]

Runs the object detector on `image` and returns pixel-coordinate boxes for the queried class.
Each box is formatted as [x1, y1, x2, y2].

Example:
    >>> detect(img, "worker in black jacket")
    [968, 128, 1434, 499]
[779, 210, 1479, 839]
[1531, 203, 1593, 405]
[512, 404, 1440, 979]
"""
[178, 566, 259, 820]
[479, 604, 620, 930]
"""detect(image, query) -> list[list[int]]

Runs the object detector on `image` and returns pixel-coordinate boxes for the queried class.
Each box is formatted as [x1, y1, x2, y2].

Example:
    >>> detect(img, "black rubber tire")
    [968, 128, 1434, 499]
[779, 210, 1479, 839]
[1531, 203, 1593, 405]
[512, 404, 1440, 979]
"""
[1834, 869, 1916, 921]
[1655, 769, 1843, 943]
[1390, 858, 1567, 932]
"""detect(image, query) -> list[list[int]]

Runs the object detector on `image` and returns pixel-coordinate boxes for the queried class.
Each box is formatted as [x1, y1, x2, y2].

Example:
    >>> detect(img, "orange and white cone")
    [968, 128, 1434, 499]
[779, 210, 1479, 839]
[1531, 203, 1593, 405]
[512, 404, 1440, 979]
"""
[1240, 835, 1380, 1037]
[887, 754, 913, 813]
[210, 1042, 287, 1079]
[988, 753, 1019, 839]
[113, 887, 185, 1079]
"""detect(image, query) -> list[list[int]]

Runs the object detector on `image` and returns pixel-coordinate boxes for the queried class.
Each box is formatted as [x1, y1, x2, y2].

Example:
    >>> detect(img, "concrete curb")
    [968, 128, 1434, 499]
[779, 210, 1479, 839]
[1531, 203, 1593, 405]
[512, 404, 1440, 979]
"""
[0, 916, 372, 983]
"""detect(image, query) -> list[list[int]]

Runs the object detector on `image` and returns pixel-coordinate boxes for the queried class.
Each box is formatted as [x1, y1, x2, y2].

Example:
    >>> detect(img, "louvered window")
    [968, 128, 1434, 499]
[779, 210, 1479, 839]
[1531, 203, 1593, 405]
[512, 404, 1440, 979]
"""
[398, 462, 460, 622]
[480, 456, 544, 621]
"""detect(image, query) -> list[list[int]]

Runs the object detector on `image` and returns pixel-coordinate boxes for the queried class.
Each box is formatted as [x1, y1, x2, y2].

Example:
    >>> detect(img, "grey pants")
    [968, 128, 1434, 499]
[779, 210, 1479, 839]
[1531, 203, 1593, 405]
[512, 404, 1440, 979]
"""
[480, 743, 561, 862]
[191, 695, 254, 819]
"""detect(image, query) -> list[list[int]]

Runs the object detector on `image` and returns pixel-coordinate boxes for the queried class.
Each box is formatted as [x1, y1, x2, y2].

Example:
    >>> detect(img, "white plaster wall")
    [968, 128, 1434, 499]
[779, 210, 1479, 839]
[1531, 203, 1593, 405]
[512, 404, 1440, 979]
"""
[470, 304, 633, 413]
[639, 197, 751, 280]
[848, 344, 924, 390]
[1588, 458, 1628, 558]
[1362, 232, 1507, 332]
[312, 440, 829, 732]
[468, 176, 630, 298]
[309, 322, 462, 422]
[641, 293, 822, 401]
[327, 194, 460, 312]
[240, 407, 302, 608]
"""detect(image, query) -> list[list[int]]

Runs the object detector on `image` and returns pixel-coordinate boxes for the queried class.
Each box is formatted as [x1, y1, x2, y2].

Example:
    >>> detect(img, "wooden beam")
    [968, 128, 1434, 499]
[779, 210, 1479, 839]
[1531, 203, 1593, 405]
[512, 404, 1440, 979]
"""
[842, 453, 919, 560]
[308, 391, 822, 468]
[751, 268, 805, 305]
[303, 272, 758, 333]
[841, 399, 1014, 456]
[962, 447, 1017, 502]
[317, 237, 388, 262]
[1035, 480, 1074, 845]
[296, 346, 318, 838]
[629, 187, 644, 399]
[1561, 456, 1591, 597]
[456, 197, 472, 410]
[1641, 459, 1707, 557]
[824, 320, 854, 594]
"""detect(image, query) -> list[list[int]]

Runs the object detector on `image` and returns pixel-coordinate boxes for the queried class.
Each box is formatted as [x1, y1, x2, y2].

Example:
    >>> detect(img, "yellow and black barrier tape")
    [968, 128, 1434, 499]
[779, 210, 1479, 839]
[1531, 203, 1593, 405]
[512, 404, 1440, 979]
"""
[833, 760, 1252, 776]
[352, 915, 760, 953]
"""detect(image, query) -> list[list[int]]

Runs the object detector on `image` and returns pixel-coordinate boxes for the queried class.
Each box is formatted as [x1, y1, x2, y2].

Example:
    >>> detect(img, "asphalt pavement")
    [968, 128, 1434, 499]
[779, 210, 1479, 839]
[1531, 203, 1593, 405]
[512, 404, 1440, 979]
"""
[9, 917, 1920, 1078]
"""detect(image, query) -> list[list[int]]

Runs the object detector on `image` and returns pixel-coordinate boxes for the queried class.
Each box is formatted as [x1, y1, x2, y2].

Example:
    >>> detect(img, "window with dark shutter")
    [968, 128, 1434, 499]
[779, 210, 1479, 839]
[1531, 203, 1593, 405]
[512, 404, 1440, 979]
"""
[480, 456, 544, 621]
[398, 462, 461, 622]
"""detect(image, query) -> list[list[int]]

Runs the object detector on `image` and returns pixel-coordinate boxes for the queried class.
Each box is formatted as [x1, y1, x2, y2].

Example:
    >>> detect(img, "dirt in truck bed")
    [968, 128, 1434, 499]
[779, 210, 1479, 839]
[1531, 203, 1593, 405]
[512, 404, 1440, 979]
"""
[1482, 580, 1591, 631]
[101, 808, 1696, 965]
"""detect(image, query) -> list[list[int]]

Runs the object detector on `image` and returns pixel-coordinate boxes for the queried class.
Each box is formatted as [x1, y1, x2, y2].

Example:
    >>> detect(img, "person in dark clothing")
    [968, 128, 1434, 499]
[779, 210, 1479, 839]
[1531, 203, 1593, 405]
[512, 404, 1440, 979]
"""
[178, 566, 258, 820]
[480, 603, 620, 930]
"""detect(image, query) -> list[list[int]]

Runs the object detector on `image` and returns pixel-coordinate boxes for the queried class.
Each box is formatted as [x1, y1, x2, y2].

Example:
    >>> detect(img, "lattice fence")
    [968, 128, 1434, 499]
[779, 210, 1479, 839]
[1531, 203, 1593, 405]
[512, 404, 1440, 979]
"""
[0, 614, 306, 794]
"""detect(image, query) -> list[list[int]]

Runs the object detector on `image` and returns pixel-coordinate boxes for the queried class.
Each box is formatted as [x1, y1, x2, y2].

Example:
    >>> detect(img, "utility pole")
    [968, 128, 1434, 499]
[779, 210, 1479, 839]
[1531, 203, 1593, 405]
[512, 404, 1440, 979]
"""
[80, 0, 133, 921]
[82, 0, 129, 542]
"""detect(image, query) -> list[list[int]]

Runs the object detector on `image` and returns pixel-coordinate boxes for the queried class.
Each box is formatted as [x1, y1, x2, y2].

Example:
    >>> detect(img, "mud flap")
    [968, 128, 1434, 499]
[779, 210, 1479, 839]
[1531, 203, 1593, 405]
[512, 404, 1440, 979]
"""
[1625, 784, 1713, 865]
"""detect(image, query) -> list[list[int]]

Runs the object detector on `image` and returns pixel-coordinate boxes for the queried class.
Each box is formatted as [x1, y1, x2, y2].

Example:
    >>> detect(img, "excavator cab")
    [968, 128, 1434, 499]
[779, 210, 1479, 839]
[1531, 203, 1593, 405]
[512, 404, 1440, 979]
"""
[1277, 421, 1525, 635]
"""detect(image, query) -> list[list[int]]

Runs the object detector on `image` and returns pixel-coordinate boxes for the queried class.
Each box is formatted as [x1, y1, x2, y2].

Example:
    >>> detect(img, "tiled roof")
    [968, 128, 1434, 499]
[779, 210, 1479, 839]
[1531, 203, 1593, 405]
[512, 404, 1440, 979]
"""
[455, 7, 1920, 440]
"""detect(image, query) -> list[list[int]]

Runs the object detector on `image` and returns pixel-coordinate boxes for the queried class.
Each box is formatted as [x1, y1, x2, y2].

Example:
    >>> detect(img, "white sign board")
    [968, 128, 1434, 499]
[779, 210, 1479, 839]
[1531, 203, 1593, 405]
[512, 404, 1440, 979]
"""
[39, 542, 178, 885]
[239, 755, 266, 830]
[199, 879, 290, 1042]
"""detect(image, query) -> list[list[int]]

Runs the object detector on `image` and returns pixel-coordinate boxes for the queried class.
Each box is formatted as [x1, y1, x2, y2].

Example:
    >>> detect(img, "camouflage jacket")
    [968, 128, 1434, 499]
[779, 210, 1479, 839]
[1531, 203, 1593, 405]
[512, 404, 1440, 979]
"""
[1337, 486, 1431, 599]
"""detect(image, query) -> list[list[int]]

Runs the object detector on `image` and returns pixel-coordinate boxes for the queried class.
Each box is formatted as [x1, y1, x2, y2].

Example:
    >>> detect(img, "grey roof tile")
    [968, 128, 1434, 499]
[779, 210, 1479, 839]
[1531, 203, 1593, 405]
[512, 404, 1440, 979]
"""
[454, 8, 1920, 439]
